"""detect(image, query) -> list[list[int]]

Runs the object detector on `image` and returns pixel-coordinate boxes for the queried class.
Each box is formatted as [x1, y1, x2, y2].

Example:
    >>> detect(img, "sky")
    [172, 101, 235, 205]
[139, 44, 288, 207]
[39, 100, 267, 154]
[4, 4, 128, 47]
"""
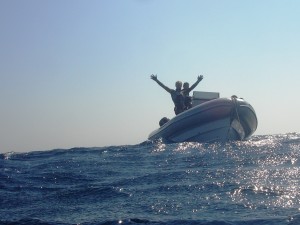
[0, 0, 299, 153]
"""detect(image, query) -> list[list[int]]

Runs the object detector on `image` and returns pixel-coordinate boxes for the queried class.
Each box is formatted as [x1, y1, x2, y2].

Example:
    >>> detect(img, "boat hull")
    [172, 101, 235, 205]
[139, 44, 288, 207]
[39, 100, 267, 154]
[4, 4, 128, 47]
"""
[148, 97, 257, 143]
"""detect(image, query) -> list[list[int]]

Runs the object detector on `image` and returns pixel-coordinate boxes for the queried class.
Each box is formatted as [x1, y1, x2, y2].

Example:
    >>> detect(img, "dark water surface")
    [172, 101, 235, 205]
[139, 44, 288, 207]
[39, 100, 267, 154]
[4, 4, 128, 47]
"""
[1, 133, 300, 225]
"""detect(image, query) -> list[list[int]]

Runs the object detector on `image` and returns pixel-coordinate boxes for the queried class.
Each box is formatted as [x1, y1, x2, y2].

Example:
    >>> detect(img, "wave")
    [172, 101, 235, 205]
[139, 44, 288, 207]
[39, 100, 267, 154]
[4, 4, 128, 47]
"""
[1, 216, 300, 225]
[1, 133, 299, 157]
[1, 133, 300, 225]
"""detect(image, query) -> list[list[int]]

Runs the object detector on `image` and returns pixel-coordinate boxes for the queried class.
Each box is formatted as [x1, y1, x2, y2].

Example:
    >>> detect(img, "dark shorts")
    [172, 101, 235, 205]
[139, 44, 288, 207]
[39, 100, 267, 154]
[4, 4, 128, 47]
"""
[174, 106, 184, 115]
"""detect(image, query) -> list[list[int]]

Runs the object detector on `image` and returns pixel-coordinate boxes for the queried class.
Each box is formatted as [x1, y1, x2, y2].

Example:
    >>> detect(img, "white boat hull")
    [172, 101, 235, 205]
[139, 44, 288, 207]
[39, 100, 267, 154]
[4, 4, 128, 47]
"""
[148, 97, 257, 143]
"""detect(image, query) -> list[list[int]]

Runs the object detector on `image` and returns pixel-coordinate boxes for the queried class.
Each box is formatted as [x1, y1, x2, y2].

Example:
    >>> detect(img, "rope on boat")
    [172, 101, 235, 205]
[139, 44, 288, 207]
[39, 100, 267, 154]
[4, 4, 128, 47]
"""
[227, 95, 242, 140]
[232, 95, 241, 126]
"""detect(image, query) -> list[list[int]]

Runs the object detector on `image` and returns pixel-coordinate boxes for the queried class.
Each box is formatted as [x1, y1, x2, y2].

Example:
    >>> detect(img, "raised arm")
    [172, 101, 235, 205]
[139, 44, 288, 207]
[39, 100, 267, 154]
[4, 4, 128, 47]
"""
[189, 75, 204, 91]
[150, 74, 172, 93]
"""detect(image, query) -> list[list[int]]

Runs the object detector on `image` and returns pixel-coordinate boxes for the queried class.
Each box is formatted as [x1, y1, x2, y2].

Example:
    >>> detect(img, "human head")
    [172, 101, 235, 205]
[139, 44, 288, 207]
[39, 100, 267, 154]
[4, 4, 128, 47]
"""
[183, 82, 189, 89]
[175, 81, 182, 89]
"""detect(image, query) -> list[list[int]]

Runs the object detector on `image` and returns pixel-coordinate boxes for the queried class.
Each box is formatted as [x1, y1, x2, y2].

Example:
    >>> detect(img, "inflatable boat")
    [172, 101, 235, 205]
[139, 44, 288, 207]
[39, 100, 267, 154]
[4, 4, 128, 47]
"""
[148, 92, 258, 143]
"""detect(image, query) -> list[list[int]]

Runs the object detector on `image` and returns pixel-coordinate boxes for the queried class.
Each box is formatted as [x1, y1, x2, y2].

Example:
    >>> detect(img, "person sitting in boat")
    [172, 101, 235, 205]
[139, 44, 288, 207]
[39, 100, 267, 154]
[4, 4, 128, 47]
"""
[182, 75, 204, 110]
[150, 74, 185, 115]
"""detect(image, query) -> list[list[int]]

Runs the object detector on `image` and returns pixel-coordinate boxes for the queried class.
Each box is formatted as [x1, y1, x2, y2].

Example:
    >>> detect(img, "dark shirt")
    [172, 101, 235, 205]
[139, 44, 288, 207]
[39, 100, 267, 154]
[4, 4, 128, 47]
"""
[153, 79, 185, 115]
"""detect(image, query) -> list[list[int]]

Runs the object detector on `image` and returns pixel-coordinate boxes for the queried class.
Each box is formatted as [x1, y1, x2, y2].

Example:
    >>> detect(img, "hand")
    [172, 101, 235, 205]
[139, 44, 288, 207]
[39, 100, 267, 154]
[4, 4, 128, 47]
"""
[198, 75, 203, 81]
[151, 74, 158, 81]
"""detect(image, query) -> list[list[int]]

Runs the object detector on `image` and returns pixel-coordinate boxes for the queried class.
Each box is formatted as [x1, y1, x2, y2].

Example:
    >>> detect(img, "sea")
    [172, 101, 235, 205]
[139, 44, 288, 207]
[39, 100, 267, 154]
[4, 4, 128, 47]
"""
[1, 133, 300, 225]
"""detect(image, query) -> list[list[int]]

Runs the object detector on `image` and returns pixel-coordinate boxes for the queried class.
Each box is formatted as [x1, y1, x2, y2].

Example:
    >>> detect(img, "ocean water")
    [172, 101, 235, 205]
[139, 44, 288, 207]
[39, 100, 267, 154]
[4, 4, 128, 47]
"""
[1, 133, 300, 225]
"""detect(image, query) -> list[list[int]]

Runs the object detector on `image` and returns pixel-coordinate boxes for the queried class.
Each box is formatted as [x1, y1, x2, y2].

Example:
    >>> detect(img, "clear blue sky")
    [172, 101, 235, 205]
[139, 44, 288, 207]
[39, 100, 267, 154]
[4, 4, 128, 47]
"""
[1, 0, 299, 153]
